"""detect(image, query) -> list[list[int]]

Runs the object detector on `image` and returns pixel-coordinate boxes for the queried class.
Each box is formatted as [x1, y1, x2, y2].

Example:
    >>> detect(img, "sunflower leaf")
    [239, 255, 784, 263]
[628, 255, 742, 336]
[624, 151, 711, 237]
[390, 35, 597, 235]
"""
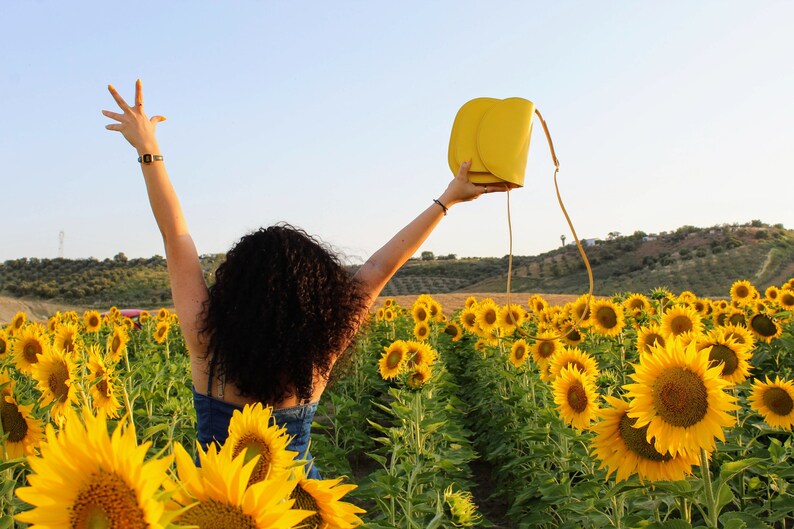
[717, 457, 764, 483]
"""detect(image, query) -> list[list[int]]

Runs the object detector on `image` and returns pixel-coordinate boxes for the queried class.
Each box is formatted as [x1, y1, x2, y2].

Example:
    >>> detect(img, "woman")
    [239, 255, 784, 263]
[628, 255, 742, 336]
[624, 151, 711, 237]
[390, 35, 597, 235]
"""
[102, 80, 504, 477]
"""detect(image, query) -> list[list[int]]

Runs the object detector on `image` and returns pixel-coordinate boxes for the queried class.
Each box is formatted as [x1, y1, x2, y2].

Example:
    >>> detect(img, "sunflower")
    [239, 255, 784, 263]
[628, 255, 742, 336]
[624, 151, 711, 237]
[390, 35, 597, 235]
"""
[552, 366, 599, 430]
[406, 366, 432, 390]
[719, 323, 756, 351]
[428, 300, 444, 322]
[53, 322, 80, 357]
[475, 300, 500, 336]
[636, 324, 666, 356]
[83, 310, 102, 333]
[591, 396, 697, 483]
[16, 408, 174, 528]
[152, 320, 170, 344]
[379, 341, 407, 380]
[509, 340, 530, 368]
[226, 403, 300, 485]
[725, 309, 746, 328]
[696, 329, 752, 385]
[443, 322, 463, 342]
[169, 441, 310, 529]
[496, 304, 525, 335]
[404, 340, 437, 370]
[383, 298, 394, 308]
[155, 307, 170, 321]
[443, 485, 482, 527]
[749, 376, 794, 430]
[691, 298, 712, 317]
[9, 311, 27, 334]
[411, 302, 430, 323]
[549, 347, 600, 382]
[290, 477, 365, 529]
[624, 294, 651, 316]
[660, 305, 704, 339]
[376, 308, 385, 321]
[779, 290, 794, 310]
[383, 308, 395, 322]
[31, 348, 79, 420]
[589, 299, 625, 337]
[1, 390, 45, 459]
[558, 319, 586, 347]
[747, 312, 782, 343]
[624, 339, 738, 457]
[528, 294, 548, 315]
[413, 321, 431, 342]
[730, 280, 758, 306]
[530, 332, 563, 366]
[570, 295, 593, 327]
[0, 329, 8, 358]
[12, 325, 49, 374]
[459, 308, 479, 334]
[106, 325, 130, 364]
[87, 347, 122, 418]
[464, 296, 478, 309]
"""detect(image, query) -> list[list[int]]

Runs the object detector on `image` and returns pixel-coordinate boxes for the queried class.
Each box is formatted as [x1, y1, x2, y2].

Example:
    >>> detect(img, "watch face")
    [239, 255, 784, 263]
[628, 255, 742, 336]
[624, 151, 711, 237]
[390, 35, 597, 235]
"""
[143, 154, 153, 163]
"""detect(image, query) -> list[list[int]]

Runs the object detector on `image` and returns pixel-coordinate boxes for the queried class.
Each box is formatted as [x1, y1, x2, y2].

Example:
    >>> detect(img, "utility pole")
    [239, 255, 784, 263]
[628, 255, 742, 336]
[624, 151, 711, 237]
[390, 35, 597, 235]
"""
[58, 230, 65, 258]
[560, 234, 566, 247]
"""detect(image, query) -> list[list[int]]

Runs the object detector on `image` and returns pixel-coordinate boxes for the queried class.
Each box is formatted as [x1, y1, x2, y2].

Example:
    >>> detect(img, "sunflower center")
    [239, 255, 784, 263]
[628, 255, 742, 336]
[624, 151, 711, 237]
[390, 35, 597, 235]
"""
[291, 485, 323, 528]
[24, 341, 43, 363]
[735, 286, 749, 298]
[618, 413, 672, 462]
[384, 350, 402, 369]
[566, 381, 588, 413]
[111, 336, 121, 352]
[763, 387, 794, 416]
[416, 307, 427, 321]
[565, 360, 586, 374]
[89, 316, 100, 328]
[0, 339, 7, 355]
[652, 367, 708, 427]
[514, 346, 526, 360]
[642, 333, 665, 354]
[178, 499, 258, 529]
[70, 471, 147, 529]
[728, 313, 745, 326]
[96, 379, 110, 397]
[444, 325, 456, 337]
[48, 362, 71, 402]
[233, 436, 272, 484]
[750, 314, 777, 337]
[62, 336, 75, 354]
[708, 344, 739, 376]
[0, 400, 29, 442]
[629, 299, 645, 310]
[596, 307, 617, 329]
[537, 341, 555, 359]
[463, 313, 476, 327]
[669, 316, 693, 336]
[565, 327, 582, 342]
[782, 293, 794, 306]
[484, 310, 496, 325]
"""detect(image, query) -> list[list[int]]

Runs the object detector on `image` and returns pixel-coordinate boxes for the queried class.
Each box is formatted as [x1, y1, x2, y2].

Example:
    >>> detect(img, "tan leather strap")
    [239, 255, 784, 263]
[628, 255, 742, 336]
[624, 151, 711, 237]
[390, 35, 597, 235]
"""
[504, 108, 594, 341]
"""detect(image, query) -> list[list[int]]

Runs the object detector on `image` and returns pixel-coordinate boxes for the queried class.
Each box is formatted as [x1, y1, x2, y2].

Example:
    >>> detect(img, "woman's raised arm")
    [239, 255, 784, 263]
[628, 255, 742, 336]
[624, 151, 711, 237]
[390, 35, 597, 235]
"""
[103, 80, 208, 356]
[354, 161, 507, 308]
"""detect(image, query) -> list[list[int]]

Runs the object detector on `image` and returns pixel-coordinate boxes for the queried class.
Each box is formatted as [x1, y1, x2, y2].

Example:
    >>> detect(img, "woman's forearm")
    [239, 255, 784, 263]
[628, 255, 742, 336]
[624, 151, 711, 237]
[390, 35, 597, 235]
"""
[137, 149, 190, 243]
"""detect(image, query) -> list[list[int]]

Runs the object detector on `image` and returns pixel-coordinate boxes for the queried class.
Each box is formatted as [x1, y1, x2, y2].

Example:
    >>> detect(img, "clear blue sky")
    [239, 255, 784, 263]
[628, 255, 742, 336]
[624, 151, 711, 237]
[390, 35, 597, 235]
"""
[2, 1, 792, 264]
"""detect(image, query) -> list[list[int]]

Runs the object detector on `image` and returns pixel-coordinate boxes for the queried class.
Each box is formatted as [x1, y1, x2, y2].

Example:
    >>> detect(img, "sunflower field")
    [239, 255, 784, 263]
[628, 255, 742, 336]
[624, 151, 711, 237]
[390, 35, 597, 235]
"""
[1, 279, 794, 528]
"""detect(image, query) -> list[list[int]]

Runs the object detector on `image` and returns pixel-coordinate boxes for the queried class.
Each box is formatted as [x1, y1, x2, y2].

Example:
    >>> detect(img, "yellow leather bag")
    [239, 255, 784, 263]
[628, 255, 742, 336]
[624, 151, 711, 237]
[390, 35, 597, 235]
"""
[448, 97, 557, 187]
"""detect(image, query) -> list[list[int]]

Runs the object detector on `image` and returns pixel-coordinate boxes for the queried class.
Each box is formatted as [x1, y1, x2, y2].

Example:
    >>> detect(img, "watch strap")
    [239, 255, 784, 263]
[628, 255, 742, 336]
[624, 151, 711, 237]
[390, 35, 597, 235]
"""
[137, 154, 164, 164]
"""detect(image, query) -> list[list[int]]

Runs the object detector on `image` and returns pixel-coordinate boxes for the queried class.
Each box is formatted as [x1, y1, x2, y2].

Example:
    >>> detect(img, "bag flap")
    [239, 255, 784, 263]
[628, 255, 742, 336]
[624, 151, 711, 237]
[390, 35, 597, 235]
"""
[448, 98, 499, 176]
[478, 97, 535, 187]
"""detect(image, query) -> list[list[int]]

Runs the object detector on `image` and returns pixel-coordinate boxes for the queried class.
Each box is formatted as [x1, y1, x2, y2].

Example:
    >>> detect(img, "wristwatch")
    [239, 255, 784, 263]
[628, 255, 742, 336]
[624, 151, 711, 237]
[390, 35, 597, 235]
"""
[137, 154, 164, 164]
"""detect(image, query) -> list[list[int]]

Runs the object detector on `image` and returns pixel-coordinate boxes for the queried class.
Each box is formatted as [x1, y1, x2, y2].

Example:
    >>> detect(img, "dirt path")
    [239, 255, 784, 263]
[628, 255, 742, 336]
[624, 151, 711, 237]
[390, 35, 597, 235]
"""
[0, 296, 89, 324]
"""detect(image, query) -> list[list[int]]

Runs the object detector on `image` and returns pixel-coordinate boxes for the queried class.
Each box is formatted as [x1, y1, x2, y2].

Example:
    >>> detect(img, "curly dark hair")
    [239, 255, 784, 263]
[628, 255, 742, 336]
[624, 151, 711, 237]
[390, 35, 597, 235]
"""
[200, 224, 369, 404]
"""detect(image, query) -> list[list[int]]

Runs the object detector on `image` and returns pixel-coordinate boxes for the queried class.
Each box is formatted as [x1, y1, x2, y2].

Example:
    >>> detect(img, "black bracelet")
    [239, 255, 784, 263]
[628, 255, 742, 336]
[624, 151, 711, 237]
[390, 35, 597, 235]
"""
[433, 198, 448, 216]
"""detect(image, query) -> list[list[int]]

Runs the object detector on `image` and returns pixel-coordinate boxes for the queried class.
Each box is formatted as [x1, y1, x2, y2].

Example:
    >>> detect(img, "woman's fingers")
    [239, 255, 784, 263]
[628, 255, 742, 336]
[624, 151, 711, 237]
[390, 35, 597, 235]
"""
[107, 84, 131, 111]
[105, 123, 122, 131]
[456, 160, 471, 180]
[135, 79, 143, 107]
[101, 110, 124, 122]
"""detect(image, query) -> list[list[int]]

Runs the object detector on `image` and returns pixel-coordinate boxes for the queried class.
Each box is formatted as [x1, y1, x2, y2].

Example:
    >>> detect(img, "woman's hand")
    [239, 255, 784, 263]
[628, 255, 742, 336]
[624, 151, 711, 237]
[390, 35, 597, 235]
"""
[438, 161, 510, 208]
[102, 79, 166, 155]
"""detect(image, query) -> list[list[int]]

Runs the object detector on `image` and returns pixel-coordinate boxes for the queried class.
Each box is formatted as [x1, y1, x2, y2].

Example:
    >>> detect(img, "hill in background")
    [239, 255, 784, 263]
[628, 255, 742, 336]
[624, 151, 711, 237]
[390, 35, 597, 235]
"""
[1, 221, 792, 308]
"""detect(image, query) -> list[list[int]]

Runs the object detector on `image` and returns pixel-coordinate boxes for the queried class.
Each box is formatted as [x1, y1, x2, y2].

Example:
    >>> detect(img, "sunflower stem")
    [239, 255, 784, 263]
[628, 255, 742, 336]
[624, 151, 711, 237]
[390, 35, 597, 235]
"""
[699, 448, 718, 528]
